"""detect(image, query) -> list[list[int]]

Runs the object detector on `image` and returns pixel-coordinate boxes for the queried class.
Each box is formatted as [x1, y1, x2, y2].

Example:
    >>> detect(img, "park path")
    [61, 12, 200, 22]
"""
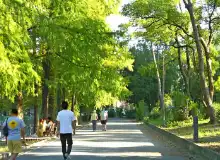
[17, 119, 201, 160]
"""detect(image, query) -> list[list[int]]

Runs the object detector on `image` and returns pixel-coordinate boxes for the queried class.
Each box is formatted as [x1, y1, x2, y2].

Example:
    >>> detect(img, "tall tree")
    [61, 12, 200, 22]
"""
[183, 0, 215, 123]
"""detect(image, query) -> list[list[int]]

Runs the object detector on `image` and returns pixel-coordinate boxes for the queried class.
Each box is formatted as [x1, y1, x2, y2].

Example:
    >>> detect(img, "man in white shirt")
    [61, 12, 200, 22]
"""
[56, 101, 76, 160]
[100, 108, 108, 131]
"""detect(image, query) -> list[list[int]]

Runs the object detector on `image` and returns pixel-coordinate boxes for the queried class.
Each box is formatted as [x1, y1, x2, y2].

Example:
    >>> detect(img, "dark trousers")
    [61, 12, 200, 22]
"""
[92, 120, 97, 131]
[60, 133, 73, 158]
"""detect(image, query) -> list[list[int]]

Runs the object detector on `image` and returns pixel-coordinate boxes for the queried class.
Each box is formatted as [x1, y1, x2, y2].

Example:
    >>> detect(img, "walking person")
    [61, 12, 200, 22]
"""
[2, 109, 26, 160]
[91, 110, 98, 131]
[56, 101, 76, 160]
[100, 108, 108, 131]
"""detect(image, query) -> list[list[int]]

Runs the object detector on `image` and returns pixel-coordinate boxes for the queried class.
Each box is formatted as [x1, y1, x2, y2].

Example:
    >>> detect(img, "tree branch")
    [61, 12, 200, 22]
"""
[207, 0, 217, 45]
[143, 19, 161, 29]
[54, 52, 92, 69]
[200, 37, 209, 54]
[167, 22, 193, 38]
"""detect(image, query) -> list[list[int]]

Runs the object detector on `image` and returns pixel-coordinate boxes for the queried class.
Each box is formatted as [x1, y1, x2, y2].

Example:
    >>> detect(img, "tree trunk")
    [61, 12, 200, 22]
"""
[32, 28, 39, 133]
[17, 92, 23, 119]
[42, 55, 50, 118]
[33, 102, 38, 133]
[34, 84, 39, 133]
[191, 47, 197, 71]
[151, 43, 163, 109]
[71, 94, 76, 112]
[186, 47, 191, 97]
[177, 41, 189, 95]
[200, 38, 214, 101]
[184, 0, 215, 123]
[57, 85, 61, 112]
[62, 88, 66, 101]
[49, 89, 55, 119]
[162, 51, 166, 126]
[49, 66, 55, 119]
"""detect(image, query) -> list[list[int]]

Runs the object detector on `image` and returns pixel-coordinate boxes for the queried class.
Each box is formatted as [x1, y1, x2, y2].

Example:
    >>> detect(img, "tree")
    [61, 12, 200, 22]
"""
[182, 0, 217, 123]
[122, 0, 220, 123]
[0, 0, 134, 126]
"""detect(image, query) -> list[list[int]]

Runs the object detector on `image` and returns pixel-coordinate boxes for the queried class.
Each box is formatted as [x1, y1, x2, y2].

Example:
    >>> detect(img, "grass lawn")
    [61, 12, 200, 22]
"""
[149, 118, 220, 153]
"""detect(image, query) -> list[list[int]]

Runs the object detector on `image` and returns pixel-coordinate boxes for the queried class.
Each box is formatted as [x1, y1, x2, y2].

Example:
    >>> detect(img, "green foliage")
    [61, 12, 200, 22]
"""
[108, 108, 117, 118]
[126, 109, 136, 119]
[189, 101, 199, 117]
[149, 105, 161, 119]
[143, 116, 149, 124]
[116, 108, 125, 118]
[127, 43, 160, 108]
[215, 77, 220, 91]
[171, 91, 189, 121]
[74, 104, 80, 118]
[164, 94, 172, 107]
[0, 0, 40, 101]
[121, 0, 220, 124]
[213, 103, 220, 120]
[136, 100, 145, 121]
[0, 0, 134, 116]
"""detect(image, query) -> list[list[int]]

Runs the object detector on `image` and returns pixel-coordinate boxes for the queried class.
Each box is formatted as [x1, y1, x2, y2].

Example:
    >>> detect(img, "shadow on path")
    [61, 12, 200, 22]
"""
[17, 119, 194, 160]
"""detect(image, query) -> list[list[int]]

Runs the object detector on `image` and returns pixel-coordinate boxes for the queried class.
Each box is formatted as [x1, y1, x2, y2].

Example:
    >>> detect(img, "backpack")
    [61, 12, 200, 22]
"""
[2, 118, 9, 137]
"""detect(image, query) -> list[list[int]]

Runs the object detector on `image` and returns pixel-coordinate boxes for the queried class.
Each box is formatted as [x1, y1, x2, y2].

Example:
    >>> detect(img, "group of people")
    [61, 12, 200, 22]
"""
[90, 109, 108, 131]
[37, 117, 56, 137]
[2, 102, 109, 160]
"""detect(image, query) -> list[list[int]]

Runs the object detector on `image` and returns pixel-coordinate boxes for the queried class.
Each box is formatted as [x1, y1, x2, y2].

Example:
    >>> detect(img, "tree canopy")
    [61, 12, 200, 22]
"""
[0, 0, 133, 120]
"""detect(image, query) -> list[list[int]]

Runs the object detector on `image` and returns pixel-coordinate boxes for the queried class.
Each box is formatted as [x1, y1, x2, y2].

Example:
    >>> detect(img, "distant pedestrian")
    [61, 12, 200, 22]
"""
[56, 101, 76, 160]
[91, 110, 98, 131]
[2, 109, 26, 160]
[100, 108, 108, 131]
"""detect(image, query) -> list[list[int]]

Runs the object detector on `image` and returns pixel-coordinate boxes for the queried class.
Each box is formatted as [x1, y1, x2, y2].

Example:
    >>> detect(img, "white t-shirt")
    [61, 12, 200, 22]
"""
[56, 110, 76, 134]
[101, 110, 108, 120]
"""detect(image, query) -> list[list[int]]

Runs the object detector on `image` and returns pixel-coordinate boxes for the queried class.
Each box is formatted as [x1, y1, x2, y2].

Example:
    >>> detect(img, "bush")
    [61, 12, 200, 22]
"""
[108, 108, 116, 117]
[149, 106, 160, 119]
[164, 94, 174, 122]
[171, 91, 189, 121]
[189, 101, 199, 116]
[126, 110, 136, 119]
[116, 108, 123, 117]
[143, 116, 149, 124]
[136, 100, 145, 121]
[213, 103, 220, 120]
[136, 107, 143, 120]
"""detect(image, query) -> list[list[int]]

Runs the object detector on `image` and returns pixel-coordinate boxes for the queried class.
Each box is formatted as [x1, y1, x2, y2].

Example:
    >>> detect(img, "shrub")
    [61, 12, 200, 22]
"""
[213, 103, 220, 120]
[171, 91, 189, 121]
[143, 116, 149, 124]
[116, 108, 123, 117]
[136, 100, 145, 121]
[126, 109, 136, 119]
[189, 101, 199, 116]
[150, 106, 160, 119]
[164, 94, 174, 122]
[108, 108, 116, 117]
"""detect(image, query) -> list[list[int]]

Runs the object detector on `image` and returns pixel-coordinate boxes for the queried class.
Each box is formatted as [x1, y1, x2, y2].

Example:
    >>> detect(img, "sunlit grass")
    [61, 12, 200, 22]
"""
[148, 118, 163, 126]
[149, 118, 220, 153]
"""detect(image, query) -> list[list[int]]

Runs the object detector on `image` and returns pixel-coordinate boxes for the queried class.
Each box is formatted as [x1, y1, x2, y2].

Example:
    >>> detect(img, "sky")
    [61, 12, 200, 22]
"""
[106, 0, 132, 31]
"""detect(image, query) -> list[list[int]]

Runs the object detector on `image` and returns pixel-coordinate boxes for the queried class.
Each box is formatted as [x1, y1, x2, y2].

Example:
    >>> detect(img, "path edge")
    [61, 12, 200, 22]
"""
[147, 123, 220, 160]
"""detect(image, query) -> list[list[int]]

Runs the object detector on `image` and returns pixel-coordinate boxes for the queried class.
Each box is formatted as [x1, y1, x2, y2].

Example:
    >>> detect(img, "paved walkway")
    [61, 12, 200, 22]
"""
[17, 119, 200, 160]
